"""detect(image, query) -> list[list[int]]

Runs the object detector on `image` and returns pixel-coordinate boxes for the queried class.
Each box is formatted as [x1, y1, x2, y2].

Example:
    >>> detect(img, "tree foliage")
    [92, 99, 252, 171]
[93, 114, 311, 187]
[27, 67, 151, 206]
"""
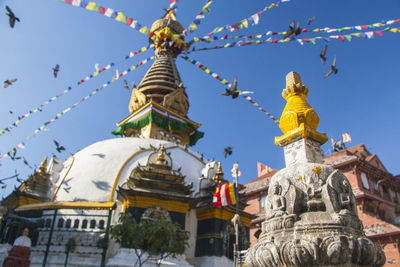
[110, 213, 190, 267]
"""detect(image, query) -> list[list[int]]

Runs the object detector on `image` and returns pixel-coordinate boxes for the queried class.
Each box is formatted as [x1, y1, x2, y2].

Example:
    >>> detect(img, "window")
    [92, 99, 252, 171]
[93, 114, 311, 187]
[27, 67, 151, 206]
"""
[45, 219, 51, 228]
[382, 186, 390, 200]
[57, 218, 64, 228]
[260, 195, 267, 209]
[378, 209, 385, 220]
[90, 220, 96, 229]
[360, 172, 370, 190]
[392, 190, 398, 202]
[65, 219, 72, 228]
[82, 219, 88, 229]
[98, 220, 105, 230]
[73, 219, 79, 229]
[371, 180, 379, 192]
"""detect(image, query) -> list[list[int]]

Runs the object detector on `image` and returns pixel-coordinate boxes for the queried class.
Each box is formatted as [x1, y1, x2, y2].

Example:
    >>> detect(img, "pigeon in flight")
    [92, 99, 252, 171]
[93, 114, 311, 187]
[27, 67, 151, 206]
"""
[3, 79, 17, 88]
[284, 21, 302, 39]
[23, 157, 33, 169]
[307, 16, 316, 25]
[324, 56, 338, 78]
[6, 6, 20, 28]
[53, 64, 60, 78]
[320, 45, 328, 64]
[54, 140, 66, 153]
[9, 110, 13, 114]
[221, 77, 239, 99]
[224, 146, 233, 158]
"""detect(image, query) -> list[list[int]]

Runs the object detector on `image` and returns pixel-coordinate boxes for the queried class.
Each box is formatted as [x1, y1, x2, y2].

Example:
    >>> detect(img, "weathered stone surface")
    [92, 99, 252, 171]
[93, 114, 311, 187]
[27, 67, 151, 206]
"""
[245, 159, 385, 267]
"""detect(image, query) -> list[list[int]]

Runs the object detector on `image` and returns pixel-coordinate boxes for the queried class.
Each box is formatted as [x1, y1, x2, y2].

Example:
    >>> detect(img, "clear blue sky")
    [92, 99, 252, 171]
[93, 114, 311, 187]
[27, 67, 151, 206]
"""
[0, 0, 399, 197]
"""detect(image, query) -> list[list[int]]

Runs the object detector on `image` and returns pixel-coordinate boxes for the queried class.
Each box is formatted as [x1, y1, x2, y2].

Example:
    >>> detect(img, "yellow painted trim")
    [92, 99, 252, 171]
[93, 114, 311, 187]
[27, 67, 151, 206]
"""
[109, 148, 152, 201]
[52, 156, 75, 201]
[124, 195, 189, 213]
[16, 201, 116, 211]
[197, 208, 252, 227]
[117, 100, 201, 128]
[17, 196, 42, 206]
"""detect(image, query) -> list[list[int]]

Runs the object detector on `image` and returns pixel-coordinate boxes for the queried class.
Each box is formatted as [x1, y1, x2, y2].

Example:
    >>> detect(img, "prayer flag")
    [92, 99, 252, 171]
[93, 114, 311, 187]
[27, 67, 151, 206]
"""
[213, 183, 237, 207]
[342, 133, 352, 143]
[257, 162, 274, 177]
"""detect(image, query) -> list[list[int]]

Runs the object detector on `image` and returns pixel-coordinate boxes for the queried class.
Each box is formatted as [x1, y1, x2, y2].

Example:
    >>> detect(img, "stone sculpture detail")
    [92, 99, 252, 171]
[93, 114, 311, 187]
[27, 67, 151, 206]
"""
[245, 72, 385, 267]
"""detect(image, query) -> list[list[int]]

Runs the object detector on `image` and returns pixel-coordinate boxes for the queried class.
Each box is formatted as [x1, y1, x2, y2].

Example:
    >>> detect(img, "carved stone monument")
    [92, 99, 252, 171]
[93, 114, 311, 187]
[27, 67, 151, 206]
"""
[245, 72, 385, 267]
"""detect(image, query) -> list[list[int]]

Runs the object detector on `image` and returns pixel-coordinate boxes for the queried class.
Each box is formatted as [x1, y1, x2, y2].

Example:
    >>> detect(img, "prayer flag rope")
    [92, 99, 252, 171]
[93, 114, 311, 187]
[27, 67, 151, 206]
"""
[0, 56, 155, 160]
[1, 44, 153, 138]
[57, 0, 151, 35]
[182, 0, 213, 36]
[180, 56, 279, 123]
[191, 18, 400, 44]
[188, 27, 399, 52]
[202, 0, 290, 39]
[0, 63, 114, 137]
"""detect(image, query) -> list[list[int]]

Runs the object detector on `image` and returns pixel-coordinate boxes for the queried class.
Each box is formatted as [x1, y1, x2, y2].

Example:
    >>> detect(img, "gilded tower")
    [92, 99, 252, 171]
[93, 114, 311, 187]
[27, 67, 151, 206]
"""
[113, 13, 203, 147]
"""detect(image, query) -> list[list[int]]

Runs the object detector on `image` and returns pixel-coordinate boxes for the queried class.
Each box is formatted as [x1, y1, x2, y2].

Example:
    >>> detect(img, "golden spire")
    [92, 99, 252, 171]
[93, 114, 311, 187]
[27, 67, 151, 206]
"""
[213, 162, 227, 184]
[275, 72, 328, 146]
[156, 145, 166, 165]
[38, 156, 48, 175]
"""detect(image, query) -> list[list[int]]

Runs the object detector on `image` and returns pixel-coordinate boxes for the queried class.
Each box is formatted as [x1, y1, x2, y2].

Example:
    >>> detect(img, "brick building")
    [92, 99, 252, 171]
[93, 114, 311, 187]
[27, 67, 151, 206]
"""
[244, 144, 400, 266]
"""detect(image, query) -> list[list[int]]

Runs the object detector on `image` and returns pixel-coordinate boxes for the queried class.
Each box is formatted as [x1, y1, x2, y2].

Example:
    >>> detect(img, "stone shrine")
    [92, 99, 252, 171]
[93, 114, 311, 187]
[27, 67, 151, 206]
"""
[245, 72, 385, 267]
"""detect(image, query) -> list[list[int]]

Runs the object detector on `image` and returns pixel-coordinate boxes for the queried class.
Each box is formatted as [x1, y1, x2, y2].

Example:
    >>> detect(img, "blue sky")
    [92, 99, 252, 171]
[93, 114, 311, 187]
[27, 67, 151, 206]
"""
[0, 0, 399, 196]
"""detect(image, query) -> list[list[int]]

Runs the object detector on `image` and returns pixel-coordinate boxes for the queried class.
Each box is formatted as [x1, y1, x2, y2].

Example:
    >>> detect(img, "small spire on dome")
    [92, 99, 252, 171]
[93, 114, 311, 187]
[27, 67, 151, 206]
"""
[213, 162, 227, 184]
[38, 156, 48, 174]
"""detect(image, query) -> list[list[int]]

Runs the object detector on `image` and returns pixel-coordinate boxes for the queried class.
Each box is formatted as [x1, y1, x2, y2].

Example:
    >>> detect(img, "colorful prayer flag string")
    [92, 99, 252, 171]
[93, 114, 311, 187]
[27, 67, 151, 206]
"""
[0, 63, 114, 137]
[182, 0, 213, 36]
[191, 18, 400, 44]
[57, 0, 150, 35]
[0, 56, 155, 160]
[180, 56, 279, 123]
[188, 27, 400, 52]
[201, 0, 290, 40]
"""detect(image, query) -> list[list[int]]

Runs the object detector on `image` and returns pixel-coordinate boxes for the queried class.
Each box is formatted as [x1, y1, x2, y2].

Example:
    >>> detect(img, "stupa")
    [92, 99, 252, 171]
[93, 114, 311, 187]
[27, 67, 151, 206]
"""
[0, 12, 253, 267]
[245, 72, 385, 267]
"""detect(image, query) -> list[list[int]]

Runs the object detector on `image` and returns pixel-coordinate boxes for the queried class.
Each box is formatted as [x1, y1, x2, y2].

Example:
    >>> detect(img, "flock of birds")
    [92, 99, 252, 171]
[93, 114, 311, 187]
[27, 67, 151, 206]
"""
[2, 6, 69, 185]
[2, 6, 340, 185]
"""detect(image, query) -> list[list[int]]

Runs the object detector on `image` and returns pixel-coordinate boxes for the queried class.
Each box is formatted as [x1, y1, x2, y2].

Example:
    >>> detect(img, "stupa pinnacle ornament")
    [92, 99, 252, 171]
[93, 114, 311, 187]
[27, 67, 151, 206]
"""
[114, 13, 203, 147]
[245, 72, 385, 267]
[275, 71, 328, 147]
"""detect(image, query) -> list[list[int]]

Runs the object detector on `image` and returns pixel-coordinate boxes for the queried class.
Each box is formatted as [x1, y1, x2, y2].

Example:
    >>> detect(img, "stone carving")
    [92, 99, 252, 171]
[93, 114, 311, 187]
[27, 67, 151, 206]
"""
[245, 162, 385, 267]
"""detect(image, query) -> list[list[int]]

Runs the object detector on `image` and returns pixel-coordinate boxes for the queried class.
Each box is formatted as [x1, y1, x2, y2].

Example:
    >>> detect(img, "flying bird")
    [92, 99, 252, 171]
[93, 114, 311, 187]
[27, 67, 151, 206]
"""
[63, 187, 71, 193]
[307, 16, 316, 25]
[23, 157, 33, 169]
[221, 77, 239, 99]
[124, 80, 130, 93]
[320, 45, 328, 64]
[324, 56, 338, 78]
[9, 110, 13, 114]
[53, 64, 60, 78]
[94, 63, 99, 73]
[3, 79, 17, 88]
[6, 6, 20, 28]
[284, 21, 302, 39]
[54, 140, 66, 153]
[224, 146, 233, 158]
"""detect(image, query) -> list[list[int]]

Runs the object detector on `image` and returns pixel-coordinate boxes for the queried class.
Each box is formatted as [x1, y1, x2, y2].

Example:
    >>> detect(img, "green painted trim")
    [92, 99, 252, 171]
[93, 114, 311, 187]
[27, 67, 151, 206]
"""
[42, 209, 57, 267]
[112, 110, 204, 146]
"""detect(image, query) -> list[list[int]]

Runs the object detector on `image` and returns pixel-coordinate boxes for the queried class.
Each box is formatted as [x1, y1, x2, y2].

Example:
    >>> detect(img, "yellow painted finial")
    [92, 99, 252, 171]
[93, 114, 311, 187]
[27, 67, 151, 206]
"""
[213, 162, 227, 184]
[275, 72, 328, 146]
[38, 156, 48, 174]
